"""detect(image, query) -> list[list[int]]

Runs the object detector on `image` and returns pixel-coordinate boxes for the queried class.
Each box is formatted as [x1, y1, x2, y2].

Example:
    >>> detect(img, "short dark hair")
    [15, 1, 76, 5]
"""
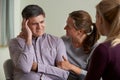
[22, 5, 45, 19]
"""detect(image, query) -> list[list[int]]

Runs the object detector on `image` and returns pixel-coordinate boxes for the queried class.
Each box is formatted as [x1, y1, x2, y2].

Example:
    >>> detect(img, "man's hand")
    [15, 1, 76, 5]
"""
[31, 62, 38, 72]
[18, 19, 32, 45]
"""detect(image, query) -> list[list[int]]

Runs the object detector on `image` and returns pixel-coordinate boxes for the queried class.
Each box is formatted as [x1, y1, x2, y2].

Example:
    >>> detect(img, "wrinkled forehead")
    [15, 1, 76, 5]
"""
[28, 15, 45, 22]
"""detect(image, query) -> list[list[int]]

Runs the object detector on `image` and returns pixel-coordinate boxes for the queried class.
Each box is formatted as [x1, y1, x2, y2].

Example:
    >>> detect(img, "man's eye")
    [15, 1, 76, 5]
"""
[40, 21, 44, 23]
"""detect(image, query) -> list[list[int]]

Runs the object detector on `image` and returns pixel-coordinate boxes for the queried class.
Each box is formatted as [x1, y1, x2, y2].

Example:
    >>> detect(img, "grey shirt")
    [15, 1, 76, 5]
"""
[9, 33, 69, 80]
[62, 36, 99, 80]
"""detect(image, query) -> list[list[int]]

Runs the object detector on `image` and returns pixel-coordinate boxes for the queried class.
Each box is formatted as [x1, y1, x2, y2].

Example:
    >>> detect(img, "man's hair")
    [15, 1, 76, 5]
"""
[22, 5, 45, 19]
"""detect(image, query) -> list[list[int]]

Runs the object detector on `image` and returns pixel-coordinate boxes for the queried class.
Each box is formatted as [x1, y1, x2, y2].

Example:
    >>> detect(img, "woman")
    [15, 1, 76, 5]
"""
[59, 10, 100, 80]
[85, 0, 120, 80]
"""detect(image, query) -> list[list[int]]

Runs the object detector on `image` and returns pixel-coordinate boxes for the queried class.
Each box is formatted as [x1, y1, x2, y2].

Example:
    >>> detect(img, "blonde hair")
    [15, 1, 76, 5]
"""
[96, 0, 120, 46]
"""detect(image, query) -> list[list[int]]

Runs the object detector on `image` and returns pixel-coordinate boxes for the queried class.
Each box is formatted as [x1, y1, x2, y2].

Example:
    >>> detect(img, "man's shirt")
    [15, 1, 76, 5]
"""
[9, 33, 69, 80]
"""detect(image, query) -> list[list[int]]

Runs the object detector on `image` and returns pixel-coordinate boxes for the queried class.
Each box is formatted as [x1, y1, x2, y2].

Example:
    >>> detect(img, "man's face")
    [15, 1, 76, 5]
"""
[28, 15, 45, 37]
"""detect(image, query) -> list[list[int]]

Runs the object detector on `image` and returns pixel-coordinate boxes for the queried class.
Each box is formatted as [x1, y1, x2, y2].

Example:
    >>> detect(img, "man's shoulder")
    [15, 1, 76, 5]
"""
[9, 37, 25, 46]
[10, 37, 25, 42]
[9, 37, 17, 43]
[8, 37, 18, 46]
[45, 33, 61, 40]
[44, 33, 64, 45]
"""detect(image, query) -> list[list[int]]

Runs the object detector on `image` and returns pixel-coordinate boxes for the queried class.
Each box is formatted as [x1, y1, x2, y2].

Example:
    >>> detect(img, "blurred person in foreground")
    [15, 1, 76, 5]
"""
[85, 0, 120, 80]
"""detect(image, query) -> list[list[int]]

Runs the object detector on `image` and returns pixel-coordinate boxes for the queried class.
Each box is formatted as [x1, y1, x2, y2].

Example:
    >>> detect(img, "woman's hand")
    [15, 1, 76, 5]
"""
[57, 56, 82, 75]
[57, 56, 73, 71]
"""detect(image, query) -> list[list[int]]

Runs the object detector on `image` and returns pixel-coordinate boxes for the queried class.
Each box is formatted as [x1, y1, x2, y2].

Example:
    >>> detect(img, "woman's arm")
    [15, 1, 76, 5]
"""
[57, 56, 87, 79]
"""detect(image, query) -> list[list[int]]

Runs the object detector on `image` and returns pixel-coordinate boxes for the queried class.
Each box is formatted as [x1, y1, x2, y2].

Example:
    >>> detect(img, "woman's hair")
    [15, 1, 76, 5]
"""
[96, 0, 120, 46]
[22, 5, 45, 19]
[69, 10, 100, 53]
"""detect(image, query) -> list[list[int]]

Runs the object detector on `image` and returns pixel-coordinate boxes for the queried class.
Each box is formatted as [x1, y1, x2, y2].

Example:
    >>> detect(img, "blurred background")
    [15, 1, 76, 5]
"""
[0, 0, 105, 79]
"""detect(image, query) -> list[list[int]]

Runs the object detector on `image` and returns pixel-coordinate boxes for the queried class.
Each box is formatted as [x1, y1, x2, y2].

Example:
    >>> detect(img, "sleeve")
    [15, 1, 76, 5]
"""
[8, 38, 35, 73]
[56, 38, 68, 62]
[85, 44, 109, 80]
[79, 69, 87, 80]
[38, 64, 69, 80]
[37, 38, 69, 80]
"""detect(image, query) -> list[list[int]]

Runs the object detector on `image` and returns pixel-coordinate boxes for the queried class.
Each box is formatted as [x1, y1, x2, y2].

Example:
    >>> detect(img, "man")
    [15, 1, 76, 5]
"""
[9, 5, 69, 80]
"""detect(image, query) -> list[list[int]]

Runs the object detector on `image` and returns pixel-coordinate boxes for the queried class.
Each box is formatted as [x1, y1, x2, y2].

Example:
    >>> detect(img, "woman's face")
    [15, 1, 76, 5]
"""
[64, 17, 79, 38]
[64, 17, 86, 47]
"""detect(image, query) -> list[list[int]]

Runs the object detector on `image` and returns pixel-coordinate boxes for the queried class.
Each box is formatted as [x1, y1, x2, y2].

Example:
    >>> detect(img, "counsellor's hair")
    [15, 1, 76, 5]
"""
[69, 10, 100, 53]
[22, 4, 45, 19]
[96, 0, 120, 46]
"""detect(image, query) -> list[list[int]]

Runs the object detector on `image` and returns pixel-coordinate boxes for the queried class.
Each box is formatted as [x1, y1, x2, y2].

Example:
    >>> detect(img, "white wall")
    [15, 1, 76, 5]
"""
[20, 0, 101, 37]
[0, 0, 104, 80]
[20, 0, 106, 41]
